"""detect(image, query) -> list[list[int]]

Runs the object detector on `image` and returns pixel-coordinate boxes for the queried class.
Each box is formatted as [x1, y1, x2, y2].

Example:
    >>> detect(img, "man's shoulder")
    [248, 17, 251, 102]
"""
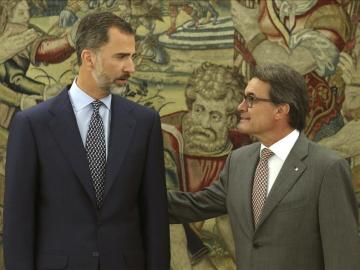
[307, 138, 345, 164]
[16, 91, 63, 120]
[288, 134, 347, 171]
[112, 94, 158, 119]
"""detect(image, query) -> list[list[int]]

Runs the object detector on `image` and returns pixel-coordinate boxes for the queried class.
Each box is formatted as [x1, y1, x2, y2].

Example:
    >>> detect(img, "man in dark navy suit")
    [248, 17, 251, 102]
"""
[4, 12, 170, 270]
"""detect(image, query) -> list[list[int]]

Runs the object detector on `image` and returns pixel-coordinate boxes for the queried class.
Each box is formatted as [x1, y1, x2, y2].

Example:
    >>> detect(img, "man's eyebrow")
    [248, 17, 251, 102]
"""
[112, 52, 137, 59]
[113, 52, 129, 56]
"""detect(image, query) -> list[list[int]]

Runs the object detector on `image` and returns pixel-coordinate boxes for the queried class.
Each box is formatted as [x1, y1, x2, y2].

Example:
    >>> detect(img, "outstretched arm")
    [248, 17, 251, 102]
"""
[168, 152, 232, 223]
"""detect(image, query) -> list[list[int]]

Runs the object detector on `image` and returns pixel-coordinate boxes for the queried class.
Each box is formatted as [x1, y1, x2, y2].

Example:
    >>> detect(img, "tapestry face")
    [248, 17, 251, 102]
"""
[0, 0, 359, 269]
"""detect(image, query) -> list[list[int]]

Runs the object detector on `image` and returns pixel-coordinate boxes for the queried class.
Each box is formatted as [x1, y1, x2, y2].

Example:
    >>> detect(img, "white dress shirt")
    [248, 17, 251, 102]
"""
[260, 129, 300, 195]
[68, 79, 112, 157]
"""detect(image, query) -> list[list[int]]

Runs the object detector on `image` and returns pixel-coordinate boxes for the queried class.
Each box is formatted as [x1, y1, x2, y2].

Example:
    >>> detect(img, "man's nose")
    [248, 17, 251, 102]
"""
[124, 57, 135, 74]
[201, 114, 211, 128]
[237, 99, 247, 112]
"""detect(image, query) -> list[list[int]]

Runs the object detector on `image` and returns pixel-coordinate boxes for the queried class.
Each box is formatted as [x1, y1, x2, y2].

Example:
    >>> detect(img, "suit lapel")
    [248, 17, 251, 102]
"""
[47, 89, 97, 207]
[256, 134, 309, 229]
[103, 96, 136, 200]
[237, 143, 260, 236]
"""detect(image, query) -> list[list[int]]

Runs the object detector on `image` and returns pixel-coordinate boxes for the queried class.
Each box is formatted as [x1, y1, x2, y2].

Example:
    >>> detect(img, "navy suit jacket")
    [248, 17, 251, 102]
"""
[4, 88, 170, 270]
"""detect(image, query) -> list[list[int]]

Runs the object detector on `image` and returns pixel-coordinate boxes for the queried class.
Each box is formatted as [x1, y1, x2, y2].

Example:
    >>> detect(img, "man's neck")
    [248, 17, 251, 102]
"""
[76, 70, 109, 100]
[258, 127, 296, 147]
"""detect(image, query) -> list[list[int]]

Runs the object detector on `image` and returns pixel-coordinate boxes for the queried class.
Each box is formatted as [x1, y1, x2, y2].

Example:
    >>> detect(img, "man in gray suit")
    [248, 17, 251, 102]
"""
[168, 63, 360, 270]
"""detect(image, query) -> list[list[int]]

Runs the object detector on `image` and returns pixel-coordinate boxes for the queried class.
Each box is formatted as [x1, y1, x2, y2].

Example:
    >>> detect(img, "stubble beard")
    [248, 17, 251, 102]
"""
[92, 61, 128, 95]
[109, 83, 128, 96]
[92, 64, 129, 96]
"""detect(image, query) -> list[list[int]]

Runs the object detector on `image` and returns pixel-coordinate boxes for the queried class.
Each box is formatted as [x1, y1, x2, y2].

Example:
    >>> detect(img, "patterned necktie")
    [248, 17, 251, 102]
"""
[252, 148, 274, 226]
[85, 100, 106, 208]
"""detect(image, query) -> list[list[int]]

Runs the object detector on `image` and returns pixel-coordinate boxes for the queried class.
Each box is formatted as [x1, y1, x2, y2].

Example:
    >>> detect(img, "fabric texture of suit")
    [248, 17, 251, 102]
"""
[168, 133, 360, 270]
[4, 88, 170, 270]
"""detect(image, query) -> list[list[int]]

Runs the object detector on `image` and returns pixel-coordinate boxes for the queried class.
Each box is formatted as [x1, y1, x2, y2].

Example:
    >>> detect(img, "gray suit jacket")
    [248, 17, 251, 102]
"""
[168, 134, 360, 270]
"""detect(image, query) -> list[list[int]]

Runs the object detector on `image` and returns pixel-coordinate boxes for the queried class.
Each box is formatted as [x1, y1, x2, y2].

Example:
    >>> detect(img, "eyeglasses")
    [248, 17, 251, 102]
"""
[242, 94, 273, 108]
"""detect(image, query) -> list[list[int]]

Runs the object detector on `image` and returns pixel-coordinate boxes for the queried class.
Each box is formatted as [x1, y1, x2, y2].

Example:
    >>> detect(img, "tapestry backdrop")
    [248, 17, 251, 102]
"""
[0, 0, 359, 269]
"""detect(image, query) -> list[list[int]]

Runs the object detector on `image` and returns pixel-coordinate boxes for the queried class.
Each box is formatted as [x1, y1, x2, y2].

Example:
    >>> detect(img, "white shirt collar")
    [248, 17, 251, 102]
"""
[69, 78, 112, 112]
[260, 129, 300, 161]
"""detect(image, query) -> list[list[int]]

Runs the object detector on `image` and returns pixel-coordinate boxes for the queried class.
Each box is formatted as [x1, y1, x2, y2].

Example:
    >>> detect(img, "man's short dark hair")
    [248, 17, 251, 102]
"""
[75, 12, 134, 65]
[252, 63, 308, 131]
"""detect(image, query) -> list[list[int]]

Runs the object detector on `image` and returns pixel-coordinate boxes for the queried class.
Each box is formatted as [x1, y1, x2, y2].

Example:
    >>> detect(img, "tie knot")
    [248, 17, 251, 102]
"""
[91, 100, 103, 113]
[260, 148, 274, 161]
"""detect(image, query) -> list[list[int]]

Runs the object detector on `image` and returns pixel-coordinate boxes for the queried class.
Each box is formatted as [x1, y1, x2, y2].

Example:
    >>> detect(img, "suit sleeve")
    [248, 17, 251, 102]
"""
[140, 112, 170, 270]
[167, 152, 231, 223]
[4, 112, 38, 270]
[318, 158, 360, 269]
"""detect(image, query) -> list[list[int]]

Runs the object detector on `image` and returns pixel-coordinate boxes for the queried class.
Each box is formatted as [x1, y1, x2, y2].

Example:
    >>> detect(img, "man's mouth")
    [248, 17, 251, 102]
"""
[240, 117, 250, 121]
[186, 127, 216, 141]
[115, 76, 130, 84]
[193, 131, 212, 138]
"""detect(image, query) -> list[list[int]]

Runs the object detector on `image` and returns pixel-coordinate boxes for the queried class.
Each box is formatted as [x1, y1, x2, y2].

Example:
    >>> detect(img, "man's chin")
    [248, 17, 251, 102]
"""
[237, 128, 252, 136]
[237, 123, 249, 133]
[110, 84, 127, 95]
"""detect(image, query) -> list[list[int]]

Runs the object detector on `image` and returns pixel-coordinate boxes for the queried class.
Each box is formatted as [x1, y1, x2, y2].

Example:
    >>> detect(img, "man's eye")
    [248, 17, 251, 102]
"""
[211, 113, 221, 122]
[115, 54, 129, 60]
[246, 96, 254, 102]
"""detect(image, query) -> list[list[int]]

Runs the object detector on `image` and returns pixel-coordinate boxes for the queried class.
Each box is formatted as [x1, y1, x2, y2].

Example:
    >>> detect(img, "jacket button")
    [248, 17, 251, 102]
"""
[92, 251, 99, 257]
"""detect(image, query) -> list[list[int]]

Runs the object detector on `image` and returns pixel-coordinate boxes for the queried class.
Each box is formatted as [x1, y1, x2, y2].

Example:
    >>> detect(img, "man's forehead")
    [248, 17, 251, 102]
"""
[107, 27, 134, 39]
[245, 77, 271, 95]
[100, 28, 135, 52]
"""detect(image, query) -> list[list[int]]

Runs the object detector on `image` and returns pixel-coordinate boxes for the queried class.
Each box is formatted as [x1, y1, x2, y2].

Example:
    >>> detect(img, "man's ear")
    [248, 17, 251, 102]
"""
[274, 103, 290, 120]
[81, 49, 95, 68]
